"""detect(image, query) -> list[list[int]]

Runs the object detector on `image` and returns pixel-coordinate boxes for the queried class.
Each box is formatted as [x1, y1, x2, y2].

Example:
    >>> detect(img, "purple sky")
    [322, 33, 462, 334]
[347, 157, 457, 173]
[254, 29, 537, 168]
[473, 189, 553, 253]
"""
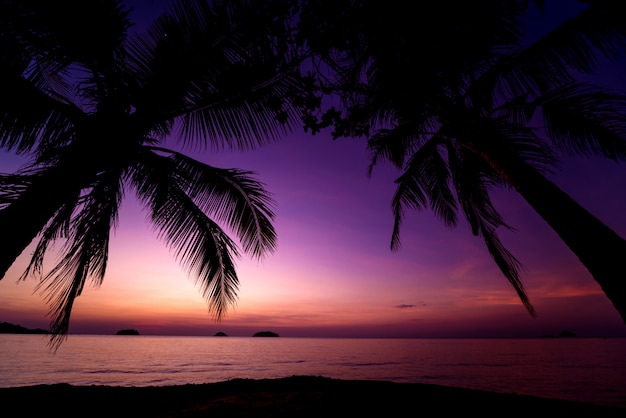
[1, 0, 626, 338]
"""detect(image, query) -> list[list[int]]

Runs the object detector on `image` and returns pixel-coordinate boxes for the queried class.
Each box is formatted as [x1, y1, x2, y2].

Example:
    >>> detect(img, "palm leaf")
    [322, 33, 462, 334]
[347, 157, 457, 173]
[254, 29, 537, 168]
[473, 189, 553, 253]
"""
[141, 179, 241, 320]
[366, 123, 421, 174]
[479, 221, 535, 316]
[131, 149, 269, 319]
[8, 0, 132, 71]
[0, 71, 78, 153]
[531, 3, 626, 71]
[536, 82, 626, 160]
[0, 0, 129, 153]
[126, 0, 302, 150]
[390, 136, 457, 251]
[470, 3, 626, 106]
[449, 111, 558, 182]
[140, 147, 276, 258]
[35, 170, 123, 349]
[0, 172, 33, 208]
[171, 151, 276, 258]
[446, 142, 535, 316]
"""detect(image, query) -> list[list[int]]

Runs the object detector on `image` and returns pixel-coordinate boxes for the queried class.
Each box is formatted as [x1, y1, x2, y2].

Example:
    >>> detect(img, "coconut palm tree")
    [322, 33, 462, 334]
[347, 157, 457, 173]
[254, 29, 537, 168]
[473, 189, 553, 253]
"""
[296, 0, 626, 324]
[0, 0, 304, 347]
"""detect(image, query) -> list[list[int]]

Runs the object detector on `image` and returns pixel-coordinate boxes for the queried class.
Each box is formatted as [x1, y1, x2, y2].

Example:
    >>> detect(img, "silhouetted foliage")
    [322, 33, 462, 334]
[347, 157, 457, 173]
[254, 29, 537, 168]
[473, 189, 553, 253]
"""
[3, 0, 626, 351]
[294, 0, 626, 324]
[0, 0, 309, 349]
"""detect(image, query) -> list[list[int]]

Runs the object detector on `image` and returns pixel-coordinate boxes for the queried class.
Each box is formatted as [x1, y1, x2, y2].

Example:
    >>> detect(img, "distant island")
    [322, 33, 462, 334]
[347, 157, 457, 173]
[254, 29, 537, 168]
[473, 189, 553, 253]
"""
[0, 321, 49, 334]
[539, 330, 577, 338]
[214, 332, 228, 336]
[253, 331, 279, 337]
[115, 329, 140, 335]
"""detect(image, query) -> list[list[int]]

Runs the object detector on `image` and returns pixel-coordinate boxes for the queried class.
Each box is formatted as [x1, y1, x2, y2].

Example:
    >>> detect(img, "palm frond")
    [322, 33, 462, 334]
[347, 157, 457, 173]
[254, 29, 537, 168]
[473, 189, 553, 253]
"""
[142, 147, 277, 258]
[458, 169, 532, 317]
[17, 195, 75, 283]
[0, 71, 79, 153]
[0, 0, 130, 134]
[451, 112, 558, 181]
[533, 4, 626, 71]
[470, 47, 576, 106]
[167, 208, 240, 321]
[34, 171, 123, 350]
[471, 3, 626, 104]
[18, 216, 67, 285]
[447, 143, 535, 316]
[177, 77, 302, 150]
[131, 150, 258, 319]
[480, 221, 535, 316]
[0, 1, 83, 153]
[536, 82, 626, 160]
[390, 136, 457, 251]
[141, 179, 241, 320]
[446, 141, 502, 233]
[490, 92, 536, 125]
[0, 162, 85, 283]
[8, 0, 131, 71]
[175, 153, 276, 258]
[0, 172, 32, 209]
[126, 0, 302, 150]
[366, 123, 420, 175]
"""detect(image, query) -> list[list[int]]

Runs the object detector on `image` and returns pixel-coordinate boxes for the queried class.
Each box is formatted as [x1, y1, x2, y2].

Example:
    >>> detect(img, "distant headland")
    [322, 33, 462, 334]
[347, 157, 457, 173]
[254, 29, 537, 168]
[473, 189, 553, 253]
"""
[0, 321, 49, 334]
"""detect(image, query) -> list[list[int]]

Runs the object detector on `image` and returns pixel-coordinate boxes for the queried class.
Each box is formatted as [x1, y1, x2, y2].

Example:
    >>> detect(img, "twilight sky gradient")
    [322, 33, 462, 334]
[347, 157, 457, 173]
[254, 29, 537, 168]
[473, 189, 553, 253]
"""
[1, 1, 626, 338]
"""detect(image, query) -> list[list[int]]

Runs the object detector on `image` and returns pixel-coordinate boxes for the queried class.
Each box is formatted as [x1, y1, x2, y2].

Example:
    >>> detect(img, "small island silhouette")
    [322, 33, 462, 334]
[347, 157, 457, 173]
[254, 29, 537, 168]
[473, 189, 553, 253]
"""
[115, 329, 140, 335]
[539, 330, 577, 338]
[253, 331, 279, 337]
[214, 332, 228, 336]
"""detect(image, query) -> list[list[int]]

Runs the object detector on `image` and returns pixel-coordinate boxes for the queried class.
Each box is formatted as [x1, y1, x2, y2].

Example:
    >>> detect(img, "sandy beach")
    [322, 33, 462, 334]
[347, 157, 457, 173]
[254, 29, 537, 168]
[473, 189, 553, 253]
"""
[1, 375, 624, 417]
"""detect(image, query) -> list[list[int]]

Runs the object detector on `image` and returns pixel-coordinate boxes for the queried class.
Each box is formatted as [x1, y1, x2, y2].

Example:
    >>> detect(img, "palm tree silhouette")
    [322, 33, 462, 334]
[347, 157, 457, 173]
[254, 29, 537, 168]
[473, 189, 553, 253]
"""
[298, 1, 626, 324]
[0, 0, 303, 347]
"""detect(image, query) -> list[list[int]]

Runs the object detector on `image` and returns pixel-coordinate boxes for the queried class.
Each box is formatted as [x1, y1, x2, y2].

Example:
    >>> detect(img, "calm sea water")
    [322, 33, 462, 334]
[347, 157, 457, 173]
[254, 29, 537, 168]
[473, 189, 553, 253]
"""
[1, 335, 625, 408]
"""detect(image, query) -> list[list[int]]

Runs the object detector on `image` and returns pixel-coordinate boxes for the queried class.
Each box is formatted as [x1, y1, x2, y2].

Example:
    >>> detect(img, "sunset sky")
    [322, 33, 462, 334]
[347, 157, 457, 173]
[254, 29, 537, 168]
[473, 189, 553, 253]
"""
[1, 1, 626, 338]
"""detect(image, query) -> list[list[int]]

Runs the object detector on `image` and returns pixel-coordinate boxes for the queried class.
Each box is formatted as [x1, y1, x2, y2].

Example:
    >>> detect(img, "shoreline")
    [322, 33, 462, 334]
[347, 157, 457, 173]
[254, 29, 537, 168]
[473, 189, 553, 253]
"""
[1, 375, 624, 417]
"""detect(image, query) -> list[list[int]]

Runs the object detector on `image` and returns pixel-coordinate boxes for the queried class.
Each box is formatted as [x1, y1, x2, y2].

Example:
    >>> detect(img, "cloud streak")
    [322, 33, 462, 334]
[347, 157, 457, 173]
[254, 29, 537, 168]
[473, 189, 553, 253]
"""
[395, 302, 426, 309]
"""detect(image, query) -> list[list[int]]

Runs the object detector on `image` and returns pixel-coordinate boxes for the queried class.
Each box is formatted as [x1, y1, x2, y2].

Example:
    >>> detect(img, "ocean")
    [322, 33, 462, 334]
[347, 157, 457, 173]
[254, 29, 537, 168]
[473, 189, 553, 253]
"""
[1, 335, 625, 408]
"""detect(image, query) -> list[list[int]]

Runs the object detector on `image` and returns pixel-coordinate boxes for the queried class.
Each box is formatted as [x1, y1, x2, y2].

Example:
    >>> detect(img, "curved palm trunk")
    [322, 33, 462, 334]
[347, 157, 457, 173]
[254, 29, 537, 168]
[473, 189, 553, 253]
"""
[493, 159, 626, 326]
[0, 168, 83, 280]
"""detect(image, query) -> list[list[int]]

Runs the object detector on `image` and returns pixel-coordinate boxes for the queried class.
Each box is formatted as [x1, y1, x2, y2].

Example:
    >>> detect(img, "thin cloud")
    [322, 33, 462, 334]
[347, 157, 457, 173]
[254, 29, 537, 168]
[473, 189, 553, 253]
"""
[395, 302, 426, 309]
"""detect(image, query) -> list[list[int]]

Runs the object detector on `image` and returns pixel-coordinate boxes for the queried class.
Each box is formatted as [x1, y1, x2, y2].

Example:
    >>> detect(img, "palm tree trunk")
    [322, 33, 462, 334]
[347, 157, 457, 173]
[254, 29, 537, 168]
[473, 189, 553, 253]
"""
[500, 161, 626, 326]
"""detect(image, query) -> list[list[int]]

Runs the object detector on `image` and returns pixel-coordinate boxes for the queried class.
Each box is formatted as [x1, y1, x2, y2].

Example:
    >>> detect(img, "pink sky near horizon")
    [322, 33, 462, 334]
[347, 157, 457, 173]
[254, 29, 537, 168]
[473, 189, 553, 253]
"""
[1, 0, 626, 339]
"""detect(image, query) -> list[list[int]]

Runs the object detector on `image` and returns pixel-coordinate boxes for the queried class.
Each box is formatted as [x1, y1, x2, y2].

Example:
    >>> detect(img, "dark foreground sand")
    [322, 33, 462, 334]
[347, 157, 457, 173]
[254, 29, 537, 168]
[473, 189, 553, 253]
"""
[1, 375, 624, 417]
